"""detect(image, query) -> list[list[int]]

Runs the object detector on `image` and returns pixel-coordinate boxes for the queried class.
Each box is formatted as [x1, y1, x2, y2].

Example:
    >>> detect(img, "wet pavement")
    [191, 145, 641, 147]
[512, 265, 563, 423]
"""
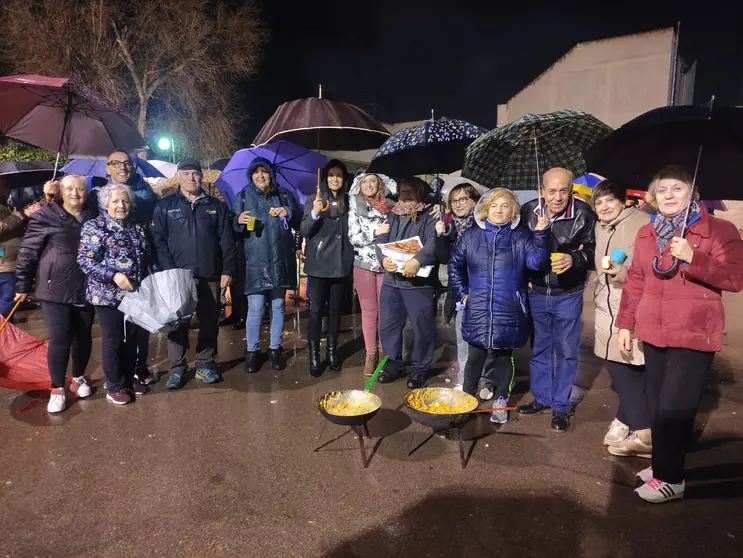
[1, 287, 742, 557]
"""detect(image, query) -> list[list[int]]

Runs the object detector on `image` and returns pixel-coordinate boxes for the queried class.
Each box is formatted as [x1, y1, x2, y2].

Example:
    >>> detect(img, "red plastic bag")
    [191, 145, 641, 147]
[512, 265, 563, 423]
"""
[0, 317, 50, 391]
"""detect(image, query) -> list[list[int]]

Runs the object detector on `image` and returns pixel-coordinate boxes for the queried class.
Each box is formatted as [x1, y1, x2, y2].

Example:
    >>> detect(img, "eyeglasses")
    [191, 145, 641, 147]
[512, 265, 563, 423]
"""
[107, 160, 134, 169]
[450, 196, 473, 206]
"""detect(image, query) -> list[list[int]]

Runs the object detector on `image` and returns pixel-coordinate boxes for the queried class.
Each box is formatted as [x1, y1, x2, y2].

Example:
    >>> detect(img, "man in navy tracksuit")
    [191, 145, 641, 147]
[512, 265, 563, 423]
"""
[151, 159, 236, 389]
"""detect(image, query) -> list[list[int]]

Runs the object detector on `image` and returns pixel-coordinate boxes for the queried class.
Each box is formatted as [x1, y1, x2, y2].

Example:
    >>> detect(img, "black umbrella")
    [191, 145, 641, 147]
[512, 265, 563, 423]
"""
[0, 161, 55, 188]
[586, 99, 743, 276]
[585, 100, 743, 200]
[208, 158, 230, 172]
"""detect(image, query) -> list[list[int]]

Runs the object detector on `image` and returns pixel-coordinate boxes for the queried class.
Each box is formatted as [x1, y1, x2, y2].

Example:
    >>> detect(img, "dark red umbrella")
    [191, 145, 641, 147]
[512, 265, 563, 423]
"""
[0, 75, 146, 170]
[252, 87, 390, 151]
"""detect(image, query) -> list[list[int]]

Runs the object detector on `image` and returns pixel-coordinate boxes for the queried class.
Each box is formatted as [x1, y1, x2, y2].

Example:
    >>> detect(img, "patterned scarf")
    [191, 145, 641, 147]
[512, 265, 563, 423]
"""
[391, 201, 428, 222]
[452, 214, 474, 238]
[363, 193, 394, 216]
[654, 201, 699, 254]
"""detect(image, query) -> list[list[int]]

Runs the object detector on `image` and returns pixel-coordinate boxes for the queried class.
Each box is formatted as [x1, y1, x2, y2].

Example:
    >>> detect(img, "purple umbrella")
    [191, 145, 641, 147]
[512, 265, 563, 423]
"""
[215, 141, 327, 207]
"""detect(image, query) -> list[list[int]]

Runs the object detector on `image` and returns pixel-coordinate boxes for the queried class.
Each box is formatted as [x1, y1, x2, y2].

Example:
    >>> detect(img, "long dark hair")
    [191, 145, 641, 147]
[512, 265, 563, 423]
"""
[320, 159, 350, 215]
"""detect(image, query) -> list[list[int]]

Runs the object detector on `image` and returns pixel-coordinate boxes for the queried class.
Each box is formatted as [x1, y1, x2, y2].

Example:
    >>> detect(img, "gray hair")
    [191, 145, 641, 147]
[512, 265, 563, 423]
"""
[98, 183, 134, 210]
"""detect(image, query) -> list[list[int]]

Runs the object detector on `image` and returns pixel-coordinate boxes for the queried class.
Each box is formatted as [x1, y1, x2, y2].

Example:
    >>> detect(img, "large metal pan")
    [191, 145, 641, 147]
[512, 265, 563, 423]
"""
[403, 388, 479, 431]
[317, 390, 382, 427]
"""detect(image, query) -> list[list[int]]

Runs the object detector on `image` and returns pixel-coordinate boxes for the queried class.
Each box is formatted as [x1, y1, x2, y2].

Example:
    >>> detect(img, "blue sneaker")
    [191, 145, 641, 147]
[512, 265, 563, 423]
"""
[166, 371, 184, 390]
[196, 368, 220, 384]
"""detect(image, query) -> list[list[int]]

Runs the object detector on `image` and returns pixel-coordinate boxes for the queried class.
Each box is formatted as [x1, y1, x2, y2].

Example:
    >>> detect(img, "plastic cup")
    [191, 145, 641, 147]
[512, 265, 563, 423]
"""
[246, 216, 256, 231]
[610, 248, 627, 265]
[551, 252, 566, 274]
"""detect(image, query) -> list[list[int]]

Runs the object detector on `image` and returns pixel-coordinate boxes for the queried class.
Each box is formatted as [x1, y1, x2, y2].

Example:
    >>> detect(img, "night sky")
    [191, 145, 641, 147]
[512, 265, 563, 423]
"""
[240, 0, 742, 144]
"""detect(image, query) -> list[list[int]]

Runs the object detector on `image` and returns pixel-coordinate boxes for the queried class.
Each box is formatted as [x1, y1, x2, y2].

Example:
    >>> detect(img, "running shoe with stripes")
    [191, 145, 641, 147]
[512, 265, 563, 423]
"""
[635, 477, 685, 503]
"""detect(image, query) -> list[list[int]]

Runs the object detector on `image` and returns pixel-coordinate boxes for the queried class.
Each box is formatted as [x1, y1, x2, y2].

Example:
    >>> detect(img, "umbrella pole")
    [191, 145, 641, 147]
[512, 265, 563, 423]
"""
[52, 91, 74, 179]
[534, 129, 542, 215]
[0, 298, 24, 336]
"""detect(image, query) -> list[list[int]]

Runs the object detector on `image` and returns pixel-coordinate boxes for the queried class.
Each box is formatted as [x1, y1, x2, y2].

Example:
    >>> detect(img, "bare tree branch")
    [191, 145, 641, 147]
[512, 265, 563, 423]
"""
[0, 0, 268, 159]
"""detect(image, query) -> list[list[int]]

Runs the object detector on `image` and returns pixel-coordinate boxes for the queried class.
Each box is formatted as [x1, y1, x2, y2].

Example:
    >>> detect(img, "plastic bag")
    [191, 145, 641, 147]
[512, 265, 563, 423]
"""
[118, 269, 198, 333]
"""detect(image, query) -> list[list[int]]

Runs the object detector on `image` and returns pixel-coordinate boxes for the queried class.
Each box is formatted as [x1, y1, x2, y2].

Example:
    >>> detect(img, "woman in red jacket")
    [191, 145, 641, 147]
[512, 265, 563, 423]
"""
[616, 165, 743, 504]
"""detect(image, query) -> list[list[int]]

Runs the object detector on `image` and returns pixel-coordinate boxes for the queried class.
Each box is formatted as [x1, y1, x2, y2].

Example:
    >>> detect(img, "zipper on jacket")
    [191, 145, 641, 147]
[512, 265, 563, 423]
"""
[487, 229, 499, 347]
[603, 227, 616, 361]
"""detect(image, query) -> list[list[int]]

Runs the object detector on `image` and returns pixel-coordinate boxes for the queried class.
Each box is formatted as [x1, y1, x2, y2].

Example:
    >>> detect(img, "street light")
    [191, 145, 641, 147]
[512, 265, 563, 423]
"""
[156, 136, 175, 162]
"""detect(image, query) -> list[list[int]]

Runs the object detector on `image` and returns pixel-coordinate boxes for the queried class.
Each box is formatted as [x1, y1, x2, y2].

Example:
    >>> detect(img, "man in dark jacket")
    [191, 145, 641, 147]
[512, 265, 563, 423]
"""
[517, 167, 597, 431]
[151, 159, 236, 389]
[375, 178, 440, 389]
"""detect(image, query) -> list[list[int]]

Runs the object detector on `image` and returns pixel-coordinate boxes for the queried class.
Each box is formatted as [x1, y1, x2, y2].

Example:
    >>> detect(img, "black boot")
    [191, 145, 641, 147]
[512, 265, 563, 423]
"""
[244, 351, 261, 373]
[231, 318, 246, 330]
[268, 347, 284, 370]
[309, 341, 323, 377]
[326, 337, 341, 372]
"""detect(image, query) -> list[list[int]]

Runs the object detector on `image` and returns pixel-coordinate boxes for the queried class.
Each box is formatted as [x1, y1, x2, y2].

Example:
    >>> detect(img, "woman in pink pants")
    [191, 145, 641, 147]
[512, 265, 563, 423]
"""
[348, 173, 397, 375]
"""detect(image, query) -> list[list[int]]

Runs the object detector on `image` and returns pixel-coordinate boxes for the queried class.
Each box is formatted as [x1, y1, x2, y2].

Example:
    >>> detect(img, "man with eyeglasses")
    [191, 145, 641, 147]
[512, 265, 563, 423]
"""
[151, 159, 235, 389]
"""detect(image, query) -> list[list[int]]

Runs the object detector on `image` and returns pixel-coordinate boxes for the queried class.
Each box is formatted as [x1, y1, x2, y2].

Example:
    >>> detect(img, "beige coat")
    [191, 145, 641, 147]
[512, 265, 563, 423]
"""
[0, 203, 26, 273]
[593, 207, 650, 365]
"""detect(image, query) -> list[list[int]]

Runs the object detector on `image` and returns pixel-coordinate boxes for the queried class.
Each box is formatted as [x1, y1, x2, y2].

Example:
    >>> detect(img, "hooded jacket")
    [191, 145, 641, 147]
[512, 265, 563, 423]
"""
[151, 189, 235, 281]
[15, 201, 97, 305]
[347, 173, 397, 273]
[616, 207, 743, 353]
[521, 196, 596, 296]
[231, 157, 297, 294]
[593, 206, 649, 364]
[300, 160, 354, 279]
[449, 192, 549, 349]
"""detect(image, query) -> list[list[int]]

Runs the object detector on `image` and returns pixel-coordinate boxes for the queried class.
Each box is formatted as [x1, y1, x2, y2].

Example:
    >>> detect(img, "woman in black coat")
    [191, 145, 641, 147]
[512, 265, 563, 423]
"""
[300, 160, 354, 377]
[14, 175, 97, 414]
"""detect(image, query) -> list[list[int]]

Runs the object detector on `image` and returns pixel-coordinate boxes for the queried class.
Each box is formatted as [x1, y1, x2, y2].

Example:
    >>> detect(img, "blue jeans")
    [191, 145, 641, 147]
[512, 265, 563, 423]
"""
[529, 290, 583, 413]
[246, 289, 286, 351]
[0, 271, 16, 321]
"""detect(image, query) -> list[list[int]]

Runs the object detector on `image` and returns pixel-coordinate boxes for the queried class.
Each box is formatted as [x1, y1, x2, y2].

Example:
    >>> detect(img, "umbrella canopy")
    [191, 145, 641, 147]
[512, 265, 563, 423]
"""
[439, 176, 490, 200]
[253, 95, 390, 151]
[585, 103, 743, 200]
[147, 159, 178, 178]
[0, 161, 55, 189]
[367, 119, 487, 177]
[0, 75, 146, 161]
[61, 156, 164, 179]
[215, 141, 327, 207]
[0, 319, 50, 391]
[463, 110, 613, 191]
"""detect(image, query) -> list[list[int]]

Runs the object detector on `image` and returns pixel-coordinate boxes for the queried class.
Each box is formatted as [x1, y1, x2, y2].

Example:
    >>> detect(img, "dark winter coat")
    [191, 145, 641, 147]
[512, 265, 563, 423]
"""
[231, 157, 297, 295]
[300, 160, 354, 279]
[375, 206, 439, 289]
[521, 197, 596, 295]
[151, 190, 236, 281]
[15, 202, 97, 305]
[449, 216, 549, 350]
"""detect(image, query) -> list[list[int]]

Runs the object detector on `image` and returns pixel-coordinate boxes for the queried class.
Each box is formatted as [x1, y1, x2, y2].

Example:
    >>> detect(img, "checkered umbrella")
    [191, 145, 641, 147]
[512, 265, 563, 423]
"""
[462, 110, 612, 191]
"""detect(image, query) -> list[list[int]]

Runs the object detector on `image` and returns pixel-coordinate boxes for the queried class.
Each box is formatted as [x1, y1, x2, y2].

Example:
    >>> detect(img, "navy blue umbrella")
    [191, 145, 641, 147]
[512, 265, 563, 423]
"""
[368, 119, 487, 178]
[61, 156, 164, 179]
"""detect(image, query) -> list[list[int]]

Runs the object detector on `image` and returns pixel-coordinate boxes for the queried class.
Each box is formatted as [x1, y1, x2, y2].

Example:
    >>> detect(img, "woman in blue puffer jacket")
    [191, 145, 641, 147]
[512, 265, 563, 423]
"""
[448, 188, 549, 423]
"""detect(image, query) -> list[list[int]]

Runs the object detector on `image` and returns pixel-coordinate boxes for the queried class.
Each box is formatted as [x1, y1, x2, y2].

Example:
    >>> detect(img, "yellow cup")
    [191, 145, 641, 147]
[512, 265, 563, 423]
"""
[246, 216, 256, 231]
[551, 252, 566, 274]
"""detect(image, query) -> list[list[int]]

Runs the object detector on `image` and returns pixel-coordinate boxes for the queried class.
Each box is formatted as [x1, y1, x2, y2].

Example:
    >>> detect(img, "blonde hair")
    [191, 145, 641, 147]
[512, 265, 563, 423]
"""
[646, 165, 699, 208]
[476, 188, 520, 224]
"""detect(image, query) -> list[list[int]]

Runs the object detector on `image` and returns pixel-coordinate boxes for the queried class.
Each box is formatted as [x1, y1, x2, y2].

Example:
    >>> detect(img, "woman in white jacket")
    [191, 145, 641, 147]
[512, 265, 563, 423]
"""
[348, 173, 397, 375]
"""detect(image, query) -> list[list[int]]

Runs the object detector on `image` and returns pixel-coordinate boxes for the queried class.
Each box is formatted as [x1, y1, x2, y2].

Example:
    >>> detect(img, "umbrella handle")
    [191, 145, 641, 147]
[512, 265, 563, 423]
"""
[651, 256, 680, 278]
[0, 298, 24, 336]
[315, 167, 330, 211]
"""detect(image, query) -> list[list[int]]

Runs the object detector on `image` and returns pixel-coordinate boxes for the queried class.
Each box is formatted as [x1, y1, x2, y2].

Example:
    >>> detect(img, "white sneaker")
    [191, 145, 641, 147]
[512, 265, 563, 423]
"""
[490, 396, 509, 424]
[73, 376, 93, 398]
[47, 389, 66, 413]
[453, 384, 463, 391]
[478, 385, 494, 401]
[607, 432, 652, 458]
[603, 418, 630, 446]
[636, 466, 653, 484]
[635, 477, 685, 503]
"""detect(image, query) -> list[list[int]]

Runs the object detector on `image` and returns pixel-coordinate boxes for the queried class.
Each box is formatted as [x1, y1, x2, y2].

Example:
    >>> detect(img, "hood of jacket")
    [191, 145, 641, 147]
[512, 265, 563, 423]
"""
[245, 157, 280, 196]
[349, 172, 397, 216]
[474, 188, 521, 230]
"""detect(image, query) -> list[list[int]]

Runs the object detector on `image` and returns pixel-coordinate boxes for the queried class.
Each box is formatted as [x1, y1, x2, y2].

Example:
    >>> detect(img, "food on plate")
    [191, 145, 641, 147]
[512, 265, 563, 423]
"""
[387, 239, 422, 255]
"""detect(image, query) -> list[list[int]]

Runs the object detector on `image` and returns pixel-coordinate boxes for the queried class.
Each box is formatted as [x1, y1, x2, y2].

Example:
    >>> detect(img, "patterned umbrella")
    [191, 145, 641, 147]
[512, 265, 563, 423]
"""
[462, 110, 612, 191]
[367, 119, 487, 177]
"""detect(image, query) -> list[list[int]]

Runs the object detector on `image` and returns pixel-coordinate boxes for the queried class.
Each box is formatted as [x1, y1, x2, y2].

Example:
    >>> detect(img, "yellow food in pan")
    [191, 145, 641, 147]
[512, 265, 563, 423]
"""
[405, 388, 478, 414]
